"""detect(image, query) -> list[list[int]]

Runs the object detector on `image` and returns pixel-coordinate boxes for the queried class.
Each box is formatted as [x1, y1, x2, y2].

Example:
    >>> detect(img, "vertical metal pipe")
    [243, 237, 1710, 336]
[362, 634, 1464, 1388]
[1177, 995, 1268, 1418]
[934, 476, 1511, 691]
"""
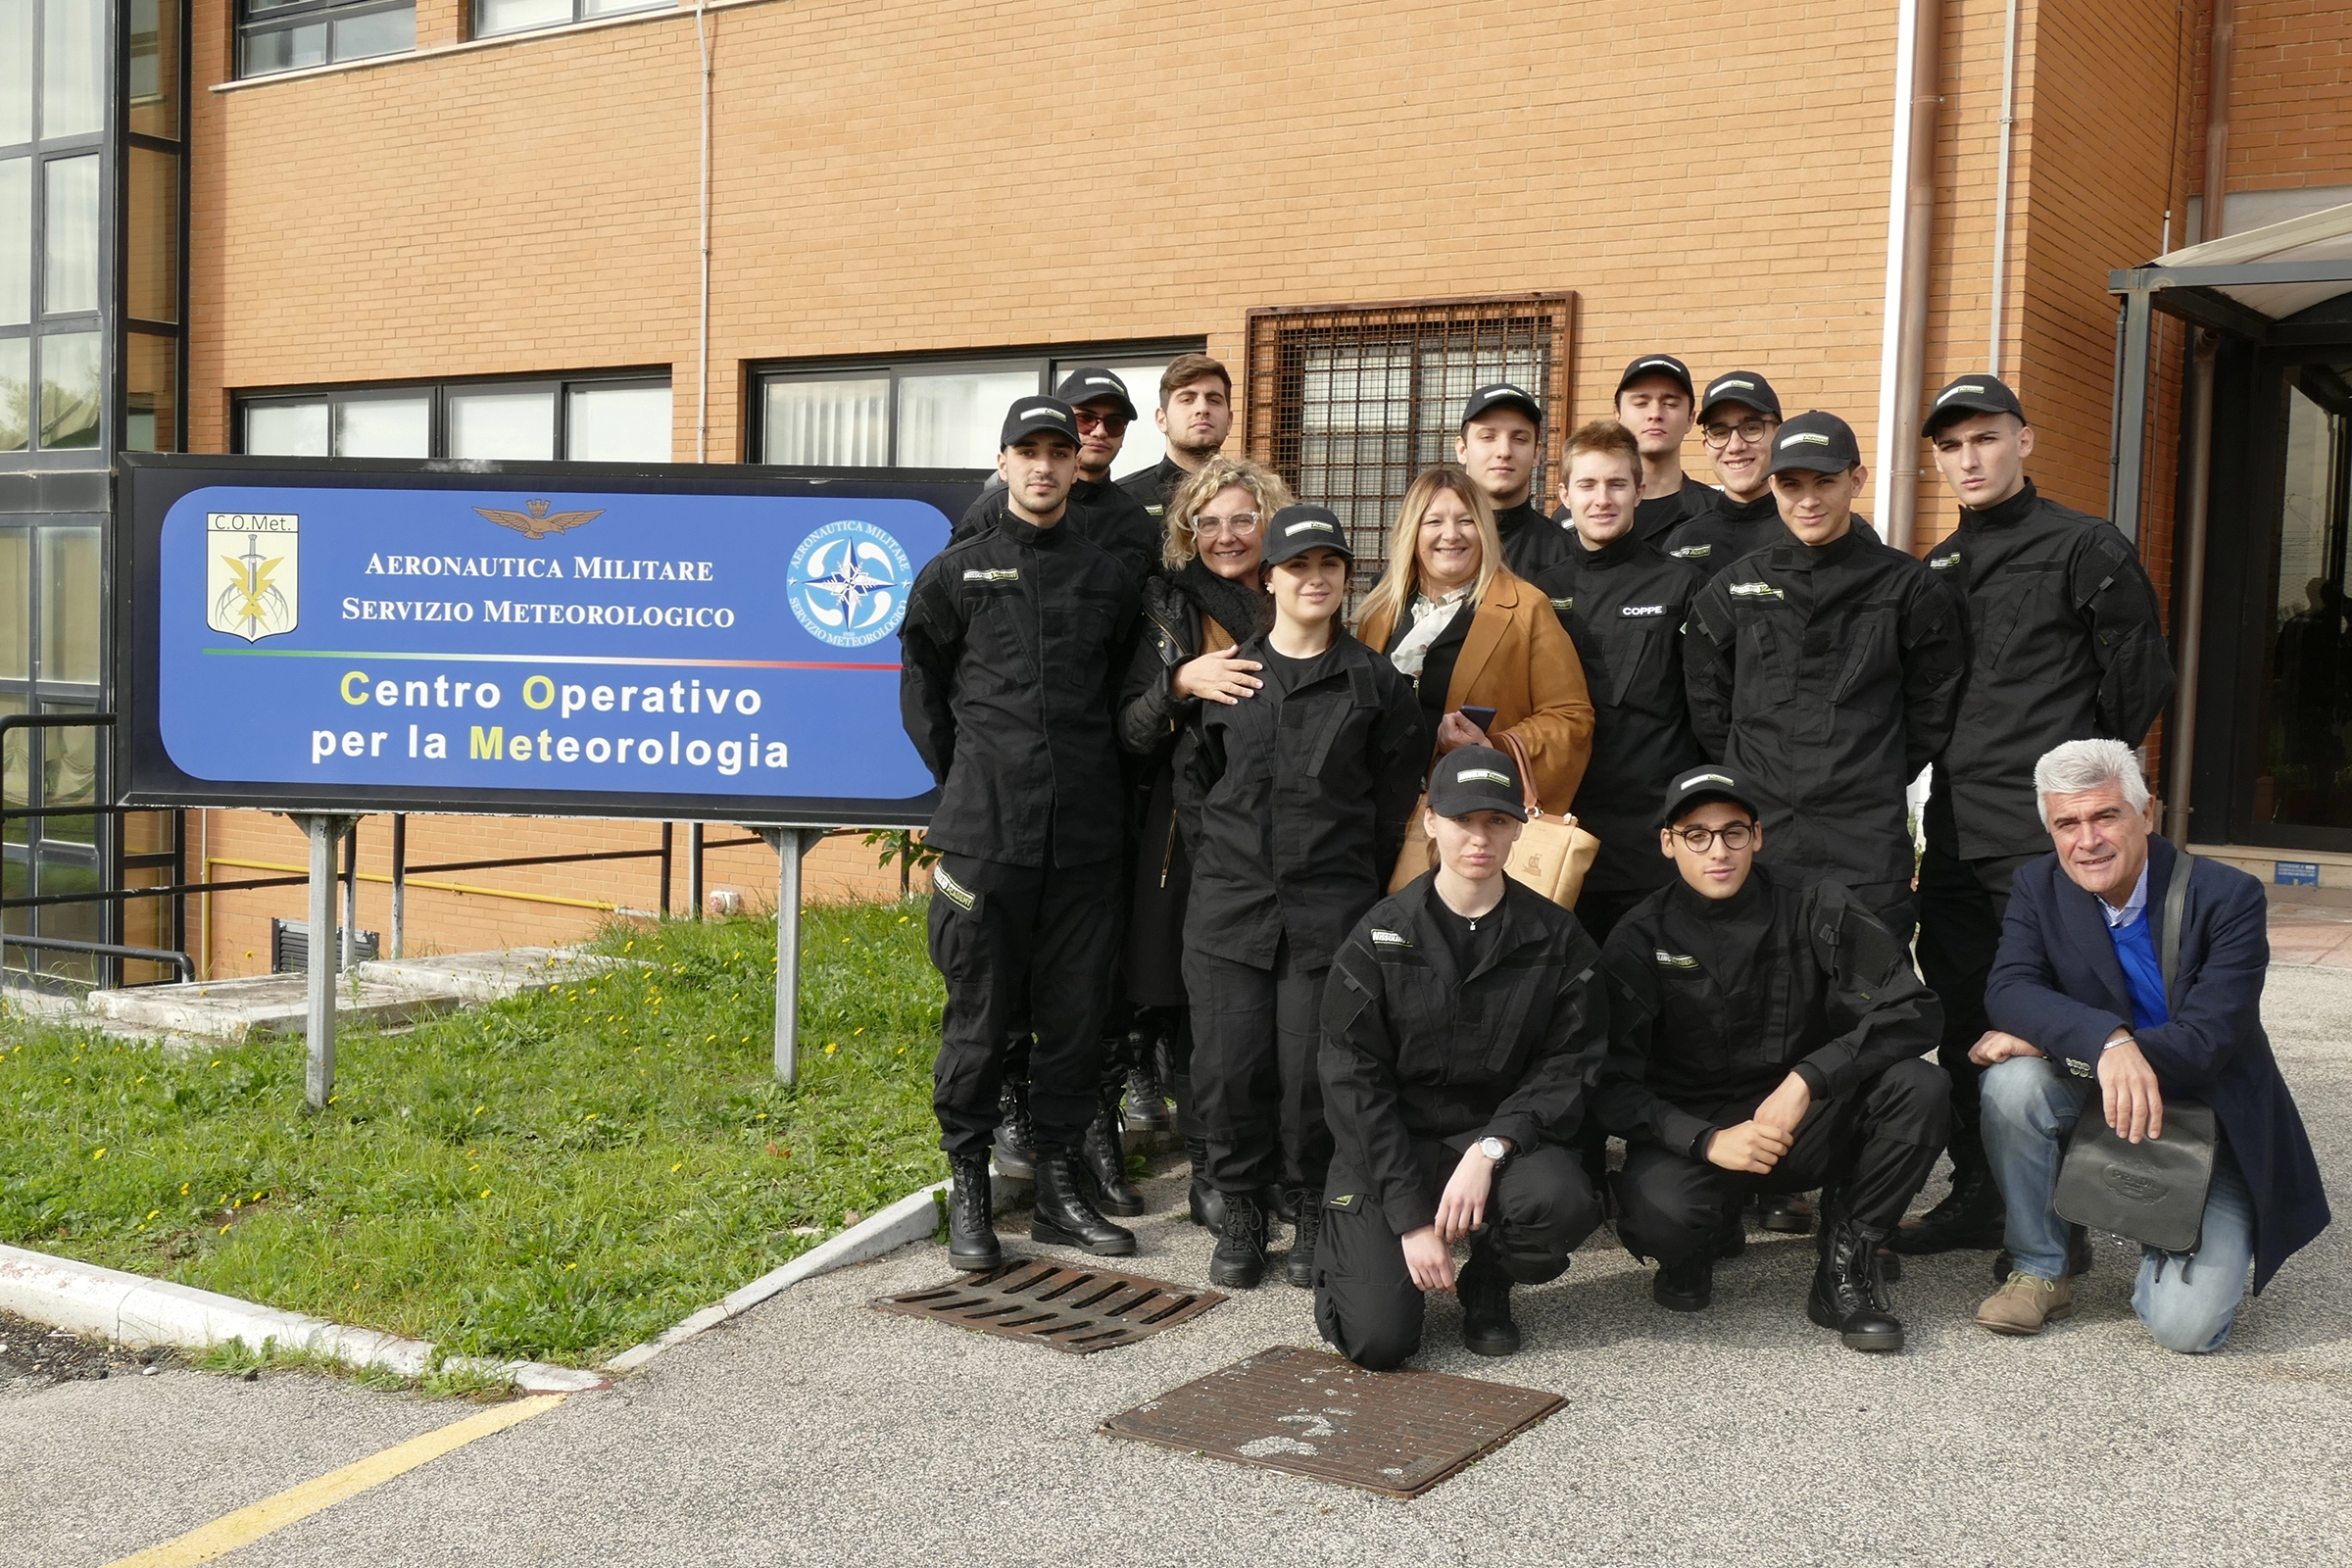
[1987, 0, 2021, 374]
[2200, 3, 2235, 243]
[1886, 0, 1943, 552]
[688, 821, 705, 919]
[697, 0, 712, 463]
[2113, 290, 2155, 541]
[340, 822, 358, 972]
[304, 815, 339, 1110]
[659, 822, 674, 917]
[390, 813, 407, 959]
[2165, 332, 2220, 847]
[763, 827, 805, 1083]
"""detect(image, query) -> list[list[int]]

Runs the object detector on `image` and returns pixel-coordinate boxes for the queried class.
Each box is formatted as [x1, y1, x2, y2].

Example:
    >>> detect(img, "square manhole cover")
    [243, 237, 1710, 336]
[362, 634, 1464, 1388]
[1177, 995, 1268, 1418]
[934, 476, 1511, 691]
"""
[1101, 1344, 1564, 1496]
[873, 1262, 1225, 1353]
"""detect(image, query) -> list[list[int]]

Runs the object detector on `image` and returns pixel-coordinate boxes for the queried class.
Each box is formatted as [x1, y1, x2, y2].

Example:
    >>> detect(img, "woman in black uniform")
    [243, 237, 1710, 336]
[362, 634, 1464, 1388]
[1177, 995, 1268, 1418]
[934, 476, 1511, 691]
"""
[1315, 745, 1609, 1367]
[1176, 506, 1422, 1290]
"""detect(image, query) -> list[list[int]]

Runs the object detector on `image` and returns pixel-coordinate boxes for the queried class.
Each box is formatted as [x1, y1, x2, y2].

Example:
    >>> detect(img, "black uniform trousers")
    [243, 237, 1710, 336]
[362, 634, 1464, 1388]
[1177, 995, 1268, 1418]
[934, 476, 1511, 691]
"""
[928, 852, 1122, 1160]
[1913, 843, 2038, 1180]
[1183, 938, 1330, 1197]
[1314, 1141, 1599, 1372]
[1613, 1057, 1948, 1266]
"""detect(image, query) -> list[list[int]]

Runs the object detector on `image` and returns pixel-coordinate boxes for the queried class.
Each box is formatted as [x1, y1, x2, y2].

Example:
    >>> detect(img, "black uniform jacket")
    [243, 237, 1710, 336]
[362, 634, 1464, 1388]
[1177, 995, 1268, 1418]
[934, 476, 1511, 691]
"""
[1531, 533, 1705, 893]
[1923, 480, 2176, 859]
[1118, 455, 1190, 520]
[1597, 866, 1939, 1158]
[1116, 564, 1268, 766]
[1322, 874, 1610, 1236]
[1174, 629, 1422, 971]
[900, 512, 1141, 868]
[1662, 490, 1779, 580]
[1685, 527, 1964, 890]
[954, 478, 1159, 586]
[1493, 498, 1573, 582]
[1553, 475, 1716, 545]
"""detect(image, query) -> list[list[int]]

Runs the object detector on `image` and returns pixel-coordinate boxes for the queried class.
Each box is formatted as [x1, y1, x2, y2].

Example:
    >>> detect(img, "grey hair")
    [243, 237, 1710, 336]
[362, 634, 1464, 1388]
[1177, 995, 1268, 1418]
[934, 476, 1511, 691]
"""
[2033, 739, 2150, 827]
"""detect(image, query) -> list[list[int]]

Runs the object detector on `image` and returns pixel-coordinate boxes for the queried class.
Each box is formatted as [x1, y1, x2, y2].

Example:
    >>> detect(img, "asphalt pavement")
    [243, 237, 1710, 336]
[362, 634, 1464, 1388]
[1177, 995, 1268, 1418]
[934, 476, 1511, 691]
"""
[8, 964, 2350, 1567]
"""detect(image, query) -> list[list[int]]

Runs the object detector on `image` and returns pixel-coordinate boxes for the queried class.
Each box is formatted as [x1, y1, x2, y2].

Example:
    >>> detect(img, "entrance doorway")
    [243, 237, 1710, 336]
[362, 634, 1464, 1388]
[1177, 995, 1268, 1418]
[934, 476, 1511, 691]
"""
[2255, 362, 2352, 832]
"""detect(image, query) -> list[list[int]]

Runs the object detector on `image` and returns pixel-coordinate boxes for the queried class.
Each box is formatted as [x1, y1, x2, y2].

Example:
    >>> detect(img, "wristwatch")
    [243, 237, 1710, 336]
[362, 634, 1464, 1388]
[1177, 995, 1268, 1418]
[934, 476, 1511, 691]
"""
[1477, 1136, 1511, 1162]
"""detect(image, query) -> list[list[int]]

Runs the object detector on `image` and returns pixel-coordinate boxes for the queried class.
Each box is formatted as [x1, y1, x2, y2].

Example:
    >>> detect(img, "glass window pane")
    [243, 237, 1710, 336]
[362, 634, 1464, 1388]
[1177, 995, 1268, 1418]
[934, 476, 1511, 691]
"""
[0, 158, 25, 325]
[125, 330, 174, 452]
[128, 0, 178, 139]
[39, 703, 98, 846]
[581, 0, 662, 15]
[41, 0, 105, 141]
[34, 859, 100, 978]
[477, 0, 570, 35]
[246, 398, 326, 456]
[763, 375, 888, 466]
[331, 7, 415, 64]
[565, 380, 669, 462]
[333, 394, 429, 458]
[448, 386, 554, 460]
[37, 327, 98, 449]
[42, 153, 100, 316]
[0, 0, 29, 146]
[0, 338, 24, 452]
[242, 23, 327, 77]
[0, 528, 25, 677]
[127, 146, 177, 322]
[40, 526, 100, 684]
[0, 692, 23, 849]
[896, 368, 1039, 469]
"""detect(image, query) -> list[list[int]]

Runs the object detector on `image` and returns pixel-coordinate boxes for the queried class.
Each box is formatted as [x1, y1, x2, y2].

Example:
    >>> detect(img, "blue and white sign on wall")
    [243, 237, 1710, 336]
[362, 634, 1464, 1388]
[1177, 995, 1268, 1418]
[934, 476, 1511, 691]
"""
[117, 456, 983, 824]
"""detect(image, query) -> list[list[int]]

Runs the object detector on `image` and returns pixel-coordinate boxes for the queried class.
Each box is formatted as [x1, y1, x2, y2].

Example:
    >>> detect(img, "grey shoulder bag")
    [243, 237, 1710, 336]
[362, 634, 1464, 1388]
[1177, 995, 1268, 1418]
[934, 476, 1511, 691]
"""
[2052, 852, 2220, 1253]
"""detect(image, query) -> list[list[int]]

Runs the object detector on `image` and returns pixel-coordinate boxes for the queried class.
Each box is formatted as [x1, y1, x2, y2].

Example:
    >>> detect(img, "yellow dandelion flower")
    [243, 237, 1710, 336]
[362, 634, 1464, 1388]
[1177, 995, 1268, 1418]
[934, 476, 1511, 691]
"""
[90, 1148, 105, 1160]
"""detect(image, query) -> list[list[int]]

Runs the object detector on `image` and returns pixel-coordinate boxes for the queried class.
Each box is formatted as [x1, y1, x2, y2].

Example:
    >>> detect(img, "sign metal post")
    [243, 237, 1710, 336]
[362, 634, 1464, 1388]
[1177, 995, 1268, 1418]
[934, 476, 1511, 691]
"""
[293, 810, 359, 1110]
[758, 826, 817, 1083]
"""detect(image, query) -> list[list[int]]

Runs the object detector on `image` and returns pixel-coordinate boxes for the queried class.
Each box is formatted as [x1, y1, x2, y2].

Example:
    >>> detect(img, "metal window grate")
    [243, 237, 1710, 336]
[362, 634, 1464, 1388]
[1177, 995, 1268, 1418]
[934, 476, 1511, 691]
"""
[1247, 293, 1575, 590]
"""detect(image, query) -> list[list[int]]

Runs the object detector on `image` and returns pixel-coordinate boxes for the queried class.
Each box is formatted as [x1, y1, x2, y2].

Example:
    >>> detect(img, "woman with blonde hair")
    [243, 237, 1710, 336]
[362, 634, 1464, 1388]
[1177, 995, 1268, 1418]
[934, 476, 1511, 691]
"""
[1356, 466, 1594, 817]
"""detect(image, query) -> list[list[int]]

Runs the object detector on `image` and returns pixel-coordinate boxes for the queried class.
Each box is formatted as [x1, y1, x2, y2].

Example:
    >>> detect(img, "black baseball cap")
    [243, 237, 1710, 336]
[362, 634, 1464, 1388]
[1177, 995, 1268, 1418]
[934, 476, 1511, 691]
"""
[1616, 353, 1694, 401]
[1461, 382, 1544, 429]
[1053, 367, 1139, 422]
[1259, 505, 1356, 566]
[1660, 763, 1763, 828]
[1766, 410, 1862, 476]
[1429, 745, 1528, 822]
[1000, 396, 1082, 452]
[1923, 373, 2026, 437]
[1698, 370, 1783, 423]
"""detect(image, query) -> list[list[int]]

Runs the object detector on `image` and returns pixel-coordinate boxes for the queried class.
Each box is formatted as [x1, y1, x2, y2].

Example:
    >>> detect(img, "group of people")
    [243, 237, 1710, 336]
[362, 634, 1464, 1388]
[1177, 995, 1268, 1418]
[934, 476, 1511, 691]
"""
[897, 350, 2329, 1370]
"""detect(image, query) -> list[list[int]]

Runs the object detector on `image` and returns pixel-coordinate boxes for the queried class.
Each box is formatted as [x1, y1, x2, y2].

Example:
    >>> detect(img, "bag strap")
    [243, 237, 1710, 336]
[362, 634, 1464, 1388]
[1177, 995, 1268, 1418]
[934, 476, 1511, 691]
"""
[1494, 729, 1543, 817]
[2160, 846, 2193, 1012]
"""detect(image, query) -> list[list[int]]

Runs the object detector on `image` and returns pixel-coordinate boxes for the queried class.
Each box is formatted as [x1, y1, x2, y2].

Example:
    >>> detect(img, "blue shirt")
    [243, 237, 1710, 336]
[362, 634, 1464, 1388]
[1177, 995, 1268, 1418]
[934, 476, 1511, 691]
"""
[2101, 862, 2169, 1030]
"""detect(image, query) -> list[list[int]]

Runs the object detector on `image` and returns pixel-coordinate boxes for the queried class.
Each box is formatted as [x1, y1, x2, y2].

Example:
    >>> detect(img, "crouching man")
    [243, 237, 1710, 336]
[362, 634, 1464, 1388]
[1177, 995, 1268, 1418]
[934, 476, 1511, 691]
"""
[1599, 764, 1948, 1350]
[1315, 746, 1607, 1369]
[1972, 739, 2328, 1349]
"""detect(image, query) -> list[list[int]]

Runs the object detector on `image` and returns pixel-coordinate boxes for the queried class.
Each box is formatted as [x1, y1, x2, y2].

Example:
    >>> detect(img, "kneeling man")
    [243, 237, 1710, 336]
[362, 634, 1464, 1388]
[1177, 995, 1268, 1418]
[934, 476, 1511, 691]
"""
[1599, 764, 1948, 1350]
[1316, 746, 1607, 1369]
[1973, 739, 2328, 1350]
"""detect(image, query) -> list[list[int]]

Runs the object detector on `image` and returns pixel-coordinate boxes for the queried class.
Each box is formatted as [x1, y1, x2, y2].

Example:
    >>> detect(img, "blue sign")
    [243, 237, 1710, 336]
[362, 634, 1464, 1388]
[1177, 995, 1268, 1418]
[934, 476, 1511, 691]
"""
[120, 461, 975, 822]
[2277, 860, 2322, 887]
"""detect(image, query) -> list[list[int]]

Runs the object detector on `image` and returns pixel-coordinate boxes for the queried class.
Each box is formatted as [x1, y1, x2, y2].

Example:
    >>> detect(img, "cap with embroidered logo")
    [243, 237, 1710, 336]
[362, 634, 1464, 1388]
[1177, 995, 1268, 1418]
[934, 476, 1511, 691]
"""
[1259, 504, 1357, 566]
[1000, 397, 1082, 452]
[1460, 382, 1544, 429]
[1660, 763, 1765, 828]
[1428, 744, 1529, 822]
[1766, 410, 1862, 476]
[1923, 373, 2026, 437]
[1616, 353, 1694, 401]
[1698, 370, 1783, 423]
[1052, 367, 1139, 423]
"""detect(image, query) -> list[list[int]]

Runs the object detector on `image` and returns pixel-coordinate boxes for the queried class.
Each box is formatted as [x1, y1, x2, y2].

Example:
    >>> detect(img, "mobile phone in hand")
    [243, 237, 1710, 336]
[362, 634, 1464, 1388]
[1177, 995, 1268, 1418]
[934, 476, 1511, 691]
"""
[1458, 706, 1498, 732]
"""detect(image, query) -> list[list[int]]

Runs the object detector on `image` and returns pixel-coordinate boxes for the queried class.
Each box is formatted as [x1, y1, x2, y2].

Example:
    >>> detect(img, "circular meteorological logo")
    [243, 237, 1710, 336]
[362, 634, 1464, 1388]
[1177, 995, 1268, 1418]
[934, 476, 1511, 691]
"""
[788, 519, 915, 648]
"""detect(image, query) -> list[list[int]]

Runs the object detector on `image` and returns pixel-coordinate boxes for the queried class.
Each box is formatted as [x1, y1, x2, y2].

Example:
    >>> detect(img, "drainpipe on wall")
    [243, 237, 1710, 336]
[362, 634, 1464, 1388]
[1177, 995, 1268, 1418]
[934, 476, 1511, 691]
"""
[697, 0, 714, 464]
[1987, 0, 2020, 374]
[1873, 0, 1942, 552]
[2199, 1, 2234, 243]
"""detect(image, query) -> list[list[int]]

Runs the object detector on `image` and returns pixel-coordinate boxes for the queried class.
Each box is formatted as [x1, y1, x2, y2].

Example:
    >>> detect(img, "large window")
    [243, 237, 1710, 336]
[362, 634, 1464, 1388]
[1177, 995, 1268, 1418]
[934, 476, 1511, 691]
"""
[475, 0, 664, 39]
[237, 0, 414, 79]
[754, 348, 1196, 476]
[240, 373, 672, 462]
[2253, 361, 2352, 834]
[1246, 294, 1572, 586]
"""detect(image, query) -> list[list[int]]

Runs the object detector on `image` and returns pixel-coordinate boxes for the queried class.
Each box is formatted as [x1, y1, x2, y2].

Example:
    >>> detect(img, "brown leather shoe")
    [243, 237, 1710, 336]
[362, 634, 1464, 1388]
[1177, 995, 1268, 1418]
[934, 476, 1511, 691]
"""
[1976, 1271, 2073, 1335]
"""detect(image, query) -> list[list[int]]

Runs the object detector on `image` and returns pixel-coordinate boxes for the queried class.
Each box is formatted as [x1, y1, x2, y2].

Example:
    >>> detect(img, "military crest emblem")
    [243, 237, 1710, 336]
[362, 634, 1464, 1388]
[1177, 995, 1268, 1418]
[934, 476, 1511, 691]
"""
[207, 513, 299, 643]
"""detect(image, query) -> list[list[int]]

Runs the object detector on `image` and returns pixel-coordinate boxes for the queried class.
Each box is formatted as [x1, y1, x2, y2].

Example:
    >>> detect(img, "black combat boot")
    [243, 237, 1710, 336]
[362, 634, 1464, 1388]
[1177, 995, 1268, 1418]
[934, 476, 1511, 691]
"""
[1078, 1100, 1146, 1217]
[1807, 1216, 1904, 1351]
[1283, 1190, 1322, 1289]
[1122, 1020, 1172, 1133]
[1209, 1192, 1268, 1289]
[1263, 1186, 1297, 1223]
[1185, 1139, 1222, 1229]
[947, 1154, 1001, 1273]
[1030, 1151, 1136, 1255]
[1757, 1192, 1814, 1234]
[1457, 1245, 1522, 1356]
[1653, 1249, 1714, 1312]
[992, 1080, 1037, 1181]
[1889, 1156, 2003, 1254]
[1715, 1202, 1747, 1260]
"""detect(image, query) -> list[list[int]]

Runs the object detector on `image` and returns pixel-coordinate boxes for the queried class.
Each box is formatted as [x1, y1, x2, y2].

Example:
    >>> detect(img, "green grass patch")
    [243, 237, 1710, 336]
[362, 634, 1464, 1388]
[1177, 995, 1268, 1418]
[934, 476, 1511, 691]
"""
[0, 900, 946, 1367]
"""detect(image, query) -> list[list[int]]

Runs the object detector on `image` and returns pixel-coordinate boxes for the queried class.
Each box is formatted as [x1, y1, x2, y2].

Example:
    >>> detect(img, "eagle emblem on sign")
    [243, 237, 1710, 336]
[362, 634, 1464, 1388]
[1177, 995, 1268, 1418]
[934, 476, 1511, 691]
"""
[473, 498, 605, 540]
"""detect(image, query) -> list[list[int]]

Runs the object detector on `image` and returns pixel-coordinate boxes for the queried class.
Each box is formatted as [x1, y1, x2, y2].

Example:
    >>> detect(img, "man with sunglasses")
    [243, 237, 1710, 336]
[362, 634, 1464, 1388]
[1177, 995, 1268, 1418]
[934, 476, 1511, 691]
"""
[1597, 764, 1947, 1351]
[956, 367, 1159, 585]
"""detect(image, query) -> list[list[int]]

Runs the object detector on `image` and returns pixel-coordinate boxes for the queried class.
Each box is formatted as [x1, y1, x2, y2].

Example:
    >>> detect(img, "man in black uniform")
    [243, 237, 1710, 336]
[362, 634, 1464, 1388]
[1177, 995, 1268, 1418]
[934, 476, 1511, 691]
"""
[1452, 382, 1571, 581]
[1533, 418, 1704, 944]
[1616, 353, 1716, 543]
[1662, 370, 1784, 579]
[1120, 353, 1234, 521]
[1600, 765, 1947, 1350]
[1894, 374, 2177, 1256]
[1683, 410, 1964, 947]
[955, 368, 1158, 585]
[901, 396, 1144, 1270]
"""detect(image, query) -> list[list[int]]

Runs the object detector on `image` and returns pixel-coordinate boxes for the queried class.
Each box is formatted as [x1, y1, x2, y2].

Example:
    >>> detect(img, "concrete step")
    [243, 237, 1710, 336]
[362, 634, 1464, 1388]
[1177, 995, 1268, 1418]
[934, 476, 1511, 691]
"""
[83, 971, 461, 1043]
[355, 947, 628, 1004]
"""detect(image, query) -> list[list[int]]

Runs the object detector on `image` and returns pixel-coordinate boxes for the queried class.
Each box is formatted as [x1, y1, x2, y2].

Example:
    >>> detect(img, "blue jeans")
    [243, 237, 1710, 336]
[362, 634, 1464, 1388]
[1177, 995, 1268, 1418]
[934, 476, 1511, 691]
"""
[1979, 1055, 2255, 1353]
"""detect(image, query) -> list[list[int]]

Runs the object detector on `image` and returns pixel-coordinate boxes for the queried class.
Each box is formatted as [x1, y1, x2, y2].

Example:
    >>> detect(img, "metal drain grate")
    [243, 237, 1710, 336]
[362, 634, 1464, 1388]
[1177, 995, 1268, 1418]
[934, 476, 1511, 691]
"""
[1101, 1344, 1565, 1496]
[872, 1262, 1226, 1353]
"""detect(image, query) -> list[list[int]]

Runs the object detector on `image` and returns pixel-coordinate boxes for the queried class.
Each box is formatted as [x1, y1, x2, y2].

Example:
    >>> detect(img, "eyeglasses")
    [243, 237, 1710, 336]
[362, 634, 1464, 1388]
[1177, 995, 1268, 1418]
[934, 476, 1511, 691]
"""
[1072, 409, 1131, 434]
[1701, 417, 1780, 448]
[1195, 512, 1262, 539]
[1673, 821, 1757, 852]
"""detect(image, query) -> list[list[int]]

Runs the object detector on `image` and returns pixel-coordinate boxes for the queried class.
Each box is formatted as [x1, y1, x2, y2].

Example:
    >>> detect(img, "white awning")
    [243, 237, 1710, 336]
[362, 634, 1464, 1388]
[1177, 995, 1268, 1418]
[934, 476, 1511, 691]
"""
[2152, 200, 2352, 319]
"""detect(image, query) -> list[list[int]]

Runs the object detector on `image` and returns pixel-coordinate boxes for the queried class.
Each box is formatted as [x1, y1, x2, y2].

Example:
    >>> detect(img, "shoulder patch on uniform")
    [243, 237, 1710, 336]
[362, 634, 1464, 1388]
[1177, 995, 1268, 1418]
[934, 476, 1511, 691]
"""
[1653, 949, 1698, 969]
[1928, 551, 1961, 570]
[1326, 1193, 1358, 1209]
[1549, 596, 1574, 611]
[1670, 544, 1711, 559]
[1620, 604, 1666, 616]
[933, 868, 975, 911]
[962, 567, 1019, 583]
[1370, 928, 1412, 948]
[1728, 580, 1785, 600]
[1146, 505, 1164, 516]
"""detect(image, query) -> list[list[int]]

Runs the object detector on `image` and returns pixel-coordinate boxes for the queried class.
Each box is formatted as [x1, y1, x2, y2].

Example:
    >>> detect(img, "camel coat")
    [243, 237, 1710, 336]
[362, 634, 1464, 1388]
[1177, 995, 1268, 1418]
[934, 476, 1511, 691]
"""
[1358, 569, 1595, 814]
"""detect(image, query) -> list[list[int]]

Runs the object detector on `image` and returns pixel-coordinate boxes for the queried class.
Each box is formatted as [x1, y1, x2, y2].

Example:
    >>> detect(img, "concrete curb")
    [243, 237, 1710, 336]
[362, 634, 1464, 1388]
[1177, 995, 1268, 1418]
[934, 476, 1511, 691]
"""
[0, 1244, 606, 1395]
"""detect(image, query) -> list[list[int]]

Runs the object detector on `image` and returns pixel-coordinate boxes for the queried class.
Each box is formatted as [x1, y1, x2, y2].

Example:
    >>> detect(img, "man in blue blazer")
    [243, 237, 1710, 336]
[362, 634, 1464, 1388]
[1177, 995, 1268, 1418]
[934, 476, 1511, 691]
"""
[1972, 740, 2328, 1350]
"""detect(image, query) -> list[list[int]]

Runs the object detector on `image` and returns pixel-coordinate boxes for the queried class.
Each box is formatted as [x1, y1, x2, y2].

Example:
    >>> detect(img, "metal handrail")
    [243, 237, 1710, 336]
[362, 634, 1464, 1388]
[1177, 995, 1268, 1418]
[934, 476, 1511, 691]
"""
[0, 934, 193, 982]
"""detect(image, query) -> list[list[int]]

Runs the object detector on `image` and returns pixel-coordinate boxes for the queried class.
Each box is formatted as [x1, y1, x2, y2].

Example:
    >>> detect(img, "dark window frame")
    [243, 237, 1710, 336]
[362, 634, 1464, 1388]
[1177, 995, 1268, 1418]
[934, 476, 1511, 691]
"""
[234, 0, 416, 81]
[472, 0, 668, 42]
[233, 368, 674, 460]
